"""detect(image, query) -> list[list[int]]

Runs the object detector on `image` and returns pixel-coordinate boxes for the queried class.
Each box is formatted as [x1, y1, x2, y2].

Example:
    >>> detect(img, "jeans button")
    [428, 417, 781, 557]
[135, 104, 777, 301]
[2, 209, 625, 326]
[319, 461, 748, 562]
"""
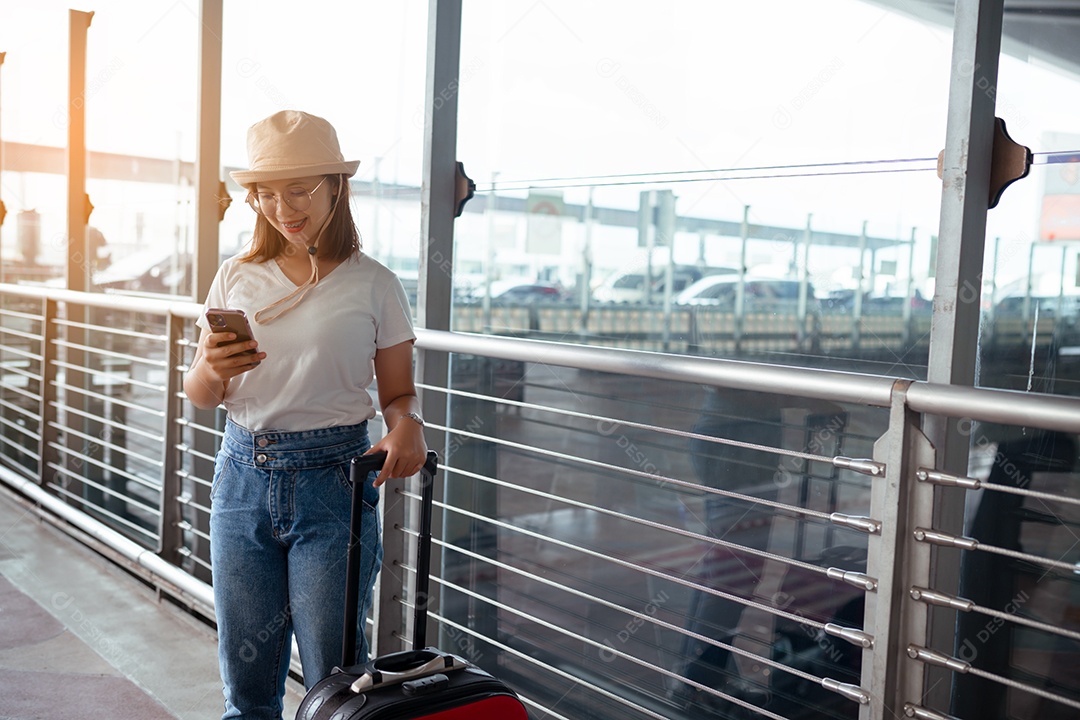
[256, 453, 267, 463]
[257, 438, 268, 448]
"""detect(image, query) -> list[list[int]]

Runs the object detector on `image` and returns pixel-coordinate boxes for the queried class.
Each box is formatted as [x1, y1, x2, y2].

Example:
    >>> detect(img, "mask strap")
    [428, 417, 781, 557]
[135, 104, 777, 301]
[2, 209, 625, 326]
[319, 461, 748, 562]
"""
[253, 178, 342, 325]
[253, 251, 319, 324]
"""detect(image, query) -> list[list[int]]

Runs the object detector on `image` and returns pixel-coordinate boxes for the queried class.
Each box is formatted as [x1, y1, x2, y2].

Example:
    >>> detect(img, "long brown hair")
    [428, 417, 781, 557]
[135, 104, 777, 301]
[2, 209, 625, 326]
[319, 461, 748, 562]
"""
[238, 174, 361, 264]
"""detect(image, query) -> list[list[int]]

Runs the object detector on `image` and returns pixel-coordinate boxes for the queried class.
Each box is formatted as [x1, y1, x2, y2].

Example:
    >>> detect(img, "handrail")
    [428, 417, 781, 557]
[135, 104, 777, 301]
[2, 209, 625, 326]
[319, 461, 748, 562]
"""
[0, 282, 202, 319]
[416, 328, 1080, 431]
[1, 283, 1075, 431]
[906, 382, 1080, 433]
[415, 327, 898, 407]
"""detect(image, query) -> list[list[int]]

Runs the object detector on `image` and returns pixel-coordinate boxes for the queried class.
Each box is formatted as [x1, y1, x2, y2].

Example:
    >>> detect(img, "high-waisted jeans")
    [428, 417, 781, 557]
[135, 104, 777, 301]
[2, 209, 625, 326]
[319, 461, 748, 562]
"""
[210, 419, 382, 720]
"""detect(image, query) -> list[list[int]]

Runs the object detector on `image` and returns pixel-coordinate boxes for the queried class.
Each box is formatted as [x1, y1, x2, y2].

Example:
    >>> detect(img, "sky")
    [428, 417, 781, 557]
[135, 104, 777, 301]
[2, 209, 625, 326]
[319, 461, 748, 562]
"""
[1, 1, 1079, 291]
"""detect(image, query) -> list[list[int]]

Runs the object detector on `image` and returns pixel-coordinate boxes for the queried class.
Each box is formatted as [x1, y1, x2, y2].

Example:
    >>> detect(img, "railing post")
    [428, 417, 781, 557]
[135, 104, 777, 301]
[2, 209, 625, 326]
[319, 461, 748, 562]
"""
[862, 380, 936, 719]
[65, 10, 92, 294]
[193, 0, 223, 304]
[734, 205, 749, 354]
[853, 221, 867, 351]
[901, 227, 916, 350]
[158, 312, 185, 564]
[924, 2, 1005, 709]
[37, 297, 59, 487]
[375, 0, 462, 658]
[797, 213, 812, 352]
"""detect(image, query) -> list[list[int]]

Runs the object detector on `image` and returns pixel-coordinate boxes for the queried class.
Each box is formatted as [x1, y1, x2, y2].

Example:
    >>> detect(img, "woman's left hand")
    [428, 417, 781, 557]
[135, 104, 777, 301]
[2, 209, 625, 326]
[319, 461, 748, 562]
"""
[366, 418, 427, 487]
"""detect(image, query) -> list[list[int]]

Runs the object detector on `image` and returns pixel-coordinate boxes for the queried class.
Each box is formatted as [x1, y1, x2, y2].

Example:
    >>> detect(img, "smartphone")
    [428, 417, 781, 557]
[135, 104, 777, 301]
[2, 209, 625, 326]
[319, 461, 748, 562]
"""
[205, 308, 257, 355]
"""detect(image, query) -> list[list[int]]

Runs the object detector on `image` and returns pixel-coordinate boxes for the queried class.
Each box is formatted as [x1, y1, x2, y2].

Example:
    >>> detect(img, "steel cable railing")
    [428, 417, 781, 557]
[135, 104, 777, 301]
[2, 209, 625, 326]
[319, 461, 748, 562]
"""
[2, 285, 1080, 719]
[396, 480, 872, 716]
[906, 644, 1080, 713]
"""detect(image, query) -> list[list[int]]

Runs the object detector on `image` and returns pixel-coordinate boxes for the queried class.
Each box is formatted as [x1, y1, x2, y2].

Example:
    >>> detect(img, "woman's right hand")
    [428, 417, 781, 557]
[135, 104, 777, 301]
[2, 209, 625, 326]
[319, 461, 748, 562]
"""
[199, 330, 265, 381]
[183, 328, 266, 409]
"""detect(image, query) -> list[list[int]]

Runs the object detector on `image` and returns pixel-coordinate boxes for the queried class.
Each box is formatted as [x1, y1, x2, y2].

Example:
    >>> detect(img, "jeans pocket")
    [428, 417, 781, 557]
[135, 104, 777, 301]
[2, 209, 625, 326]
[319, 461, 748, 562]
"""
[210, 455, 233, 503]
[334, 462, 353, 493]
[335, 461, 380, 509]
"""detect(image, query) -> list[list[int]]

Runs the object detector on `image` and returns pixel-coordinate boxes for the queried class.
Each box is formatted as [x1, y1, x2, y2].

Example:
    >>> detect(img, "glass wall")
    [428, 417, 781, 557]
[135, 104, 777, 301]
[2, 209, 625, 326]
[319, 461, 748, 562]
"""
[443, 3, 952, 718]
[0, 2, 200, 292]
[959, 7, 1080, 719]
[450, 0, 954, 378]
[951, 418, 1080, 718]
[437, 349, 888, 719]
[978, 9, 1080, 398]
[4, 2, 1077, 717]
[0, 2, 429, 299]
[219, 1, 429, 293]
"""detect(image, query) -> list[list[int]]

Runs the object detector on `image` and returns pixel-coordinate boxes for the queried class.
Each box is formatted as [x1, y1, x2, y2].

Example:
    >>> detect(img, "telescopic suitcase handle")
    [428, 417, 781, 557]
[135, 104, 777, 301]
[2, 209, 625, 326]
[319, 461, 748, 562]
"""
[342, 450, 439, 666]
[347, 648, 468, 693]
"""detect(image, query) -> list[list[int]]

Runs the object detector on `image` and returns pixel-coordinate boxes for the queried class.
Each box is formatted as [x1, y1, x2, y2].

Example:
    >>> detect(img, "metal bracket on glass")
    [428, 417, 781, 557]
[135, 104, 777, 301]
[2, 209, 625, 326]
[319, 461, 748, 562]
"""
[936, 116, 1032, 209]
[217, 180, 233, 221]
[454, 161, 476, 217]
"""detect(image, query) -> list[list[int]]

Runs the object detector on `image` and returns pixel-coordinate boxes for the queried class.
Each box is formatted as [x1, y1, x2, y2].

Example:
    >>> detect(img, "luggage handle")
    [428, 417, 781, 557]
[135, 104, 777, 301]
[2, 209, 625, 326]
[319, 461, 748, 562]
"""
[342, 450, 440, 666]
[348, 648, 467, 693]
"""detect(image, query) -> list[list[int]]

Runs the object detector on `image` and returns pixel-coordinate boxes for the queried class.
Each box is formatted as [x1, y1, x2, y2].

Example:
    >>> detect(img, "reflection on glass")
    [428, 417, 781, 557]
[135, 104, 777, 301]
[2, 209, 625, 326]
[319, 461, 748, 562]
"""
[453, 1, 957, 377]
[957, 422, 1080, 719]
[441, 353, 886, 718]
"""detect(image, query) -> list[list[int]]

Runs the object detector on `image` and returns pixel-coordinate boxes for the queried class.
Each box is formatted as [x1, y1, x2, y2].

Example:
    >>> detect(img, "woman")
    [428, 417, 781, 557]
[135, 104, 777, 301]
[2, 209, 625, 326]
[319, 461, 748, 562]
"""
[184, 110, 427, 720]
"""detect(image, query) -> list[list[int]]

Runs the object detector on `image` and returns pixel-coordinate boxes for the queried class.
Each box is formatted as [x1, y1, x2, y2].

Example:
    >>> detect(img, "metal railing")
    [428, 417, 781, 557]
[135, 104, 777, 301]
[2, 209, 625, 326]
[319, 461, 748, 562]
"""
[0, 282, 1078, 720]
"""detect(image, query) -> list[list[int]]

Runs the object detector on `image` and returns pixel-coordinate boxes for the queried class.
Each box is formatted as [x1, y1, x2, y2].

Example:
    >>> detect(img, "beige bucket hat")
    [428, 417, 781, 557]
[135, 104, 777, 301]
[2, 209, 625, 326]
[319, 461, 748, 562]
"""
[229, 110, 360, 186]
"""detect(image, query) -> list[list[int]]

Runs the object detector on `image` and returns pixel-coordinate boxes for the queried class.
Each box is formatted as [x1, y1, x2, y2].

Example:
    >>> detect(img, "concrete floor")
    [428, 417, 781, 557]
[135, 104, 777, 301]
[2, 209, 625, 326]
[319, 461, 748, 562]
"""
[0, 486, 306, 720]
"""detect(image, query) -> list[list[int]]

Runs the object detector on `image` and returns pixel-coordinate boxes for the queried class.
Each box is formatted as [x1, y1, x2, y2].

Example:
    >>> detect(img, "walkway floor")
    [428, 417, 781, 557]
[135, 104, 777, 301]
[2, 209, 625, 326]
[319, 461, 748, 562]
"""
[0, 486, 305, 720]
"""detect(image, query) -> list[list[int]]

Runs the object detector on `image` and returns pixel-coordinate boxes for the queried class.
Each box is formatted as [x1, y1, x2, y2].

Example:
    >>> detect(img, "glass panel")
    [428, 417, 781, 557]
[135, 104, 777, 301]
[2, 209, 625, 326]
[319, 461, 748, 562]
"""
[961, 6, 1080, 719]
[219, 1, 428, 312]
[448, 4, 958, 716]
[0, 3, 198, 293]
[0, 5, 80, 284]
[83, 4, 198, 297]
[952, 420, 1080, 719]
[441, 351, 889, 718]
[979, 5, 1080, 397]
[453, 1, 954, 380]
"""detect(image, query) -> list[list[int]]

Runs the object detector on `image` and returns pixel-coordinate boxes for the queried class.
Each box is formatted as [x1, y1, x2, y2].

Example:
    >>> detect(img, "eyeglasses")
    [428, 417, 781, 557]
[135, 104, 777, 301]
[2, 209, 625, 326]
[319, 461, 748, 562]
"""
[247, 176, 328, 215]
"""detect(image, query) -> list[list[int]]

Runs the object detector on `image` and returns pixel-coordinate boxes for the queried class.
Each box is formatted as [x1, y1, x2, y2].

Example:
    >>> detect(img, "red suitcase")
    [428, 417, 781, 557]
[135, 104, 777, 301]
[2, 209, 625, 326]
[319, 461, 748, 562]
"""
[294, 451, 529, 720]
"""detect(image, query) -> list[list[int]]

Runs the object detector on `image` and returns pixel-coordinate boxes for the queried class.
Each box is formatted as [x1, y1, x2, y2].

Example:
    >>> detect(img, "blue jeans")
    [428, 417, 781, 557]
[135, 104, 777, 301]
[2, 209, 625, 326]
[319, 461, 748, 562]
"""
[210, 419, 382, 720]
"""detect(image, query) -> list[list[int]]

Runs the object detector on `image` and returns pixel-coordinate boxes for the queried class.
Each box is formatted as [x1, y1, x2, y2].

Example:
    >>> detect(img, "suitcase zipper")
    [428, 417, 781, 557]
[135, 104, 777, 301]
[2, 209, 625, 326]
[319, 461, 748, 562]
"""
[361, 681, 519, 719]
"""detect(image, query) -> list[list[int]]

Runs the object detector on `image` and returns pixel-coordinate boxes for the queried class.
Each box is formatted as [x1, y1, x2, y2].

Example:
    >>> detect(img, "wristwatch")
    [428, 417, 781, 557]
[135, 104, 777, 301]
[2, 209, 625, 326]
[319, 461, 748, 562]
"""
[402, 411, 425, 427]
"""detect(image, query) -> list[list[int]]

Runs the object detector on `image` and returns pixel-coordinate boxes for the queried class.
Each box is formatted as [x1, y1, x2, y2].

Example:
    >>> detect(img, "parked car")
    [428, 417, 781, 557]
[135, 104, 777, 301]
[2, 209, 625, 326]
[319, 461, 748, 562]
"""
[458, 279, 568, 305]
[593, 265, 735, 304]
[490, 280, 567, 304]
[822, 289, 932, 315]
[993, 293, 1080, 319]
[92, 249, 192, 295]
[92, 248, 242, 297]
[675, 275, 818, 313]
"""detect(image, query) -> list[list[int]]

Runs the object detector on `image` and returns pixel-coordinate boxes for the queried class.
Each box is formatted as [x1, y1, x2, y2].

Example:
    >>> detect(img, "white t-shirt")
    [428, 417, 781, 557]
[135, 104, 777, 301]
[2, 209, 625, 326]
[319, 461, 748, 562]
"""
[196, 253, 415, 432]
